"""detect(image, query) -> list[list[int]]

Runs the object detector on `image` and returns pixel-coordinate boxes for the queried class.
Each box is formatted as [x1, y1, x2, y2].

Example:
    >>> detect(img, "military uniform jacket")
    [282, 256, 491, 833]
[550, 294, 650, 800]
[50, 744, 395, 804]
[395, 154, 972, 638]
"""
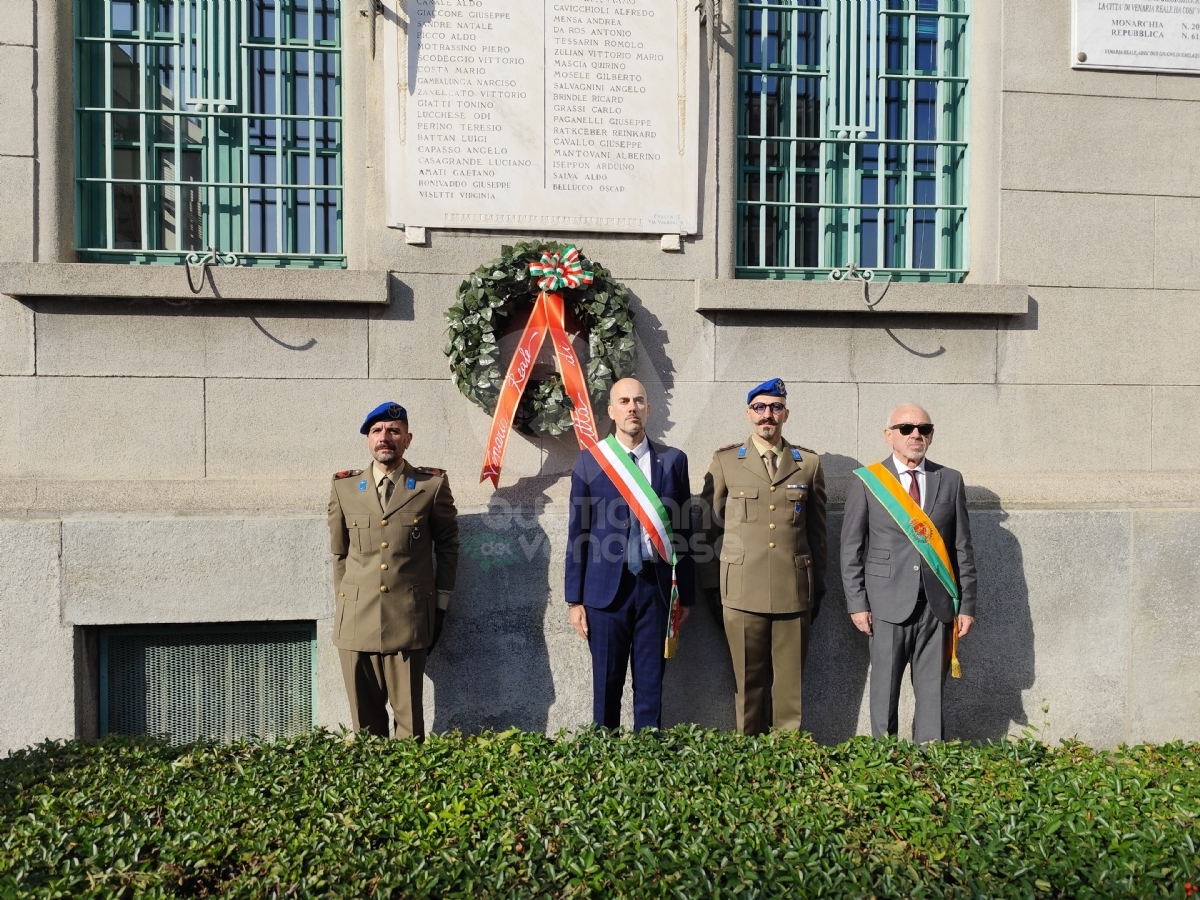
[699, 436, 828, 615]
[328, 460, 459, 654]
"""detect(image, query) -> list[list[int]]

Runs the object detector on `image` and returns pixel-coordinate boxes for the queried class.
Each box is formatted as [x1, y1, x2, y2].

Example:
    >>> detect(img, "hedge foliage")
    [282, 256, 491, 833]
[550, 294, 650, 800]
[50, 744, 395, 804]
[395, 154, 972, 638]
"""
[1, 727, 1197, 898]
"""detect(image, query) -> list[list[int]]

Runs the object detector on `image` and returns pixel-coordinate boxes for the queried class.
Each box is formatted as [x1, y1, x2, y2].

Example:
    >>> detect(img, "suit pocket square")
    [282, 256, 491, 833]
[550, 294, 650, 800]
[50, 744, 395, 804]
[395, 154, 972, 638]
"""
[865, 562, 891, 578]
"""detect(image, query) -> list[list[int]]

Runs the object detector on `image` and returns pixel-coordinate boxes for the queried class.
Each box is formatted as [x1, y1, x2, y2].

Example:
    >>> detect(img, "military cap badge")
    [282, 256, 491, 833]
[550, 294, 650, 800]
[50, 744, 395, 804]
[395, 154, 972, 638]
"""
[360, 401, 408, 434]
[746, 378, 787, 405]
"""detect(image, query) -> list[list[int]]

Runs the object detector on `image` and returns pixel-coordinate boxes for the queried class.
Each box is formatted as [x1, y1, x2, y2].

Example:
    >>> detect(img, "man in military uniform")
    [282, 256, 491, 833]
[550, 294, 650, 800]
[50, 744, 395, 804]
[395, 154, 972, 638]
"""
[698, 379, 828, 735]
[328, 401, 459, 739]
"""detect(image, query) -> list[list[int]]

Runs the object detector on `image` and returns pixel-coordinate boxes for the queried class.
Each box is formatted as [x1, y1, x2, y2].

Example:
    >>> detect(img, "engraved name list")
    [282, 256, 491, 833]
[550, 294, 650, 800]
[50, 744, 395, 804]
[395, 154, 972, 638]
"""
[384, 0, 699, 233]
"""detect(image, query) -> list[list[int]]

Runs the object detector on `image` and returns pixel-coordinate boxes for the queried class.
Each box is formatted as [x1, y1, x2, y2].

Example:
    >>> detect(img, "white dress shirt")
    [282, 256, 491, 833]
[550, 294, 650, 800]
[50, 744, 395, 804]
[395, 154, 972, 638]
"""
[892, 455, 927, 511]
[627, 436, 656, 558]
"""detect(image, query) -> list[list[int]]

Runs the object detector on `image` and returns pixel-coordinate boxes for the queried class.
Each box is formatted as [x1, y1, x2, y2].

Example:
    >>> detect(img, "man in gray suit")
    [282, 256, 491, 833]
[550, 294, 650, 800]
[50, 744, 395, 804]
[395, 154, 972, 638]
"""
[841, 403, 976, 743]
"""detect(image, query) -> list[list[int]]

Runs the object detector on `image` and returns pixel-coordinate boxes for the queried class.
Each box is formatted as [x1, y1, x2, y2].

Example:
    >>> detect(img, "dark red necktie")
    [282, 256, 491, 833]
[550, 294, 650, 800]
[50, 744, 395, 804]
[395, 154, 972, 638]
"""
[907, 470, 921, 506]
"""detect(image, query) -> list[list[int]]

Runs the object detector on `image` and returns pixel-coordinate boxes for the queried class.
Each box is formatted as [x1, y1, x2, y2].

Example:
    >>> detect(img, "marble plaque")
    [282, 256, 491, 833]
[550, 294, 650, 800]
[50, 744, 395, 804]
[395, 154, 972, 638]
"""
[383, 0, 700, 234]
[1073, 0, 1200, 74]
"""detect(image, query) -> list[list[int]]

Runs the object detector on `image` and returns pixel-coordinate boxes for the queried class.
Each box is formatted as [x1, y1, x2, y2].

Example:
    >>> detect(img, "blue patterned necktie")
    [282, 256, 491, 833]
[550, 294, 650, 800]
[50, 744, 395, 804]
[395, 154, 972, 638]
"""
[625, 451, 643, 574]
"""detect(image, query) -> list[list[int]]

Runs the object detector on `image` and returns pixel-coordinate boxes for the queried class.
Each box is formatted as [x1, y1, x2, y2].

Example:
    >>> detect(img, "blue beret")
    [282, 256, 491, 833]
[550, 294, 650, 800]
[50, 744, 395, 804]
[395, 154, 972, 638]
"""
[360, 401, 408, 434]
[747, 378, 787, 405]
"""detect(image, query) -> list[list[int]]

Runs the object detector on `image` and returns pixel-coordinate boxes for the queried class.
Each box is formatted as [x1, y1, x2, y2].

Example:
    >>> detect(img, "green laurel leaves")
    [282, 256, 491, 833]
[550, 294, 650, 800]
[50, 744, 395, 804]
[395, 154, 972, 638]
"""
[444, 241, 637, 436]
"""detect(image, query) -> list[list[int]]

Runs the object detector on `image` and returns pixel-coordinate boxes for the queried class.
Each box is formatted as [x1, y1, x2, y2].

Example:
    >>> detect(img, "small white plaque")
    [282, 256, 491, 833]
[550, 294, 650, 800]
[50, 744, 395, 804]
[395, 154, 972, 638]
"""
[382, 0, 700, 234]
[1073, 0, 1200, 75]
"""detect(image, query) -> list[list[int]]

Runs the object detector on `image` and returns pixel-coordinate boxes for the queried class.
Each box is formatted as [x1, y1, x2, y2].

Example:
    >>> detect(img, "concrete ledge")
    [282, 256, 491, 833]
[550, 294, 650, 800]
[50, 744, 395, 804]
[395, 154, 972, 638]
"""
[0, 263, 391, 304]
[696, 279, 1030, 314]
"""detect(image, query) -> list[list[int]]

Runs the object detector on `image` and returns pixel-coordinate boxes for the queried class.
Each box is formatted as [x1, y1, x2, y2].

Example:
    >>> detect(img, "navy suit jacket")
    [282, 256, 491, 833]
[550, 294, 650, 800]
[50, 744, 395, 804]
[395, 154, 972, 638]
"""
[565, 440, 696, 610]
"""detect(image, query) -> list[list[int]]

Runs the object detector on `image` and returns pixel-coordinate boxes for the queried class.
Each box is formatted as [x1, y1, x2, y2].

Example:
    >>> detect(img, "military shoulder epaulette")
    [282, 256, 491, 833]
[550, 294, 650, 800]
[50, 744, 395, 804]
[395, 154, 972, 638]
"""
[717, 442, 742, 452]
[333, 469, 362, 480]
[417, 466, 446, 476]
[794, 445, 817, 455]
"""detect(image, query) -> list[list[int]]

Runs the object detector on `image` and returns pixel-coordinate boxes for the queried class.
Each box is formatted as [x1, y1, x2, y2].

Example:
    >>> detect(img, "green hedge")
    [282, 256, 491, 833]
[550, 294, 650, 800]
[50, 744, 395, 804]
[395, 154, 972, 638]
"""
[1, 727, 1197, 898]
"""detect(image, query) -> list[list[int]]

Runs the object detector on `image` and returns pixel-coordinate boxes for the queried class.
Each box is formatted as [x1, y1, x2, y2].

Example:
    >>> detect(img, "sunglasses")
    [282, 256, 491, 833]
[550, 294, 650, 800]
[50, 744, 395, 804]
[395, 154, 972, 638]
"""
[749, 402, 786, 414]
[889, 422, 934, 436]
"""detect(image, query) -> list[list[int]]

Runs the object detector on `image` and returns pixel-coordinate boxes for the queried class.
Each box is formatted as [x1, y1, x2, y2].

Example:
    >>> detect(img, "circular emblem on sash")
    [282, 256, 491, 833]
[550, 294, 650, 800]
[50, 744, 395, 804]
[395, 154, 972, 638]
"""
[911, 520, 932, 543]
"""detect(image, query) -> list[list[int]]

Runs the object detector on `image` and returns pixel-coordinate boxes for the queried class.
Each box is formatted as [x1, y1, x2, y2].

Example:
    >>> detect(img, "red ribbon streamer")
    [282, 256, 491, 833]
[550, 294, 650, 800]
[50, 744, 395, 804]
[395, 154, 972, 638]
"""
[480, 291, 599, 486]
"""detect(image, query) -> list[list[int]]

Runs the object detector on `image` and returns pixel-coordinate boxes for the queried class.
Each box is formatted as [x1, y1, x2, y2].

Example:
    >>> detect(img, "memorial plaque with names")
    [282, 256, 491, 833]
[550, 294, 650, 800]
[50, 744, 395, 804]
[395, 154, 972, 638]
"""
[1073, 0, 1200, 74]
[383, 0, 700, 234]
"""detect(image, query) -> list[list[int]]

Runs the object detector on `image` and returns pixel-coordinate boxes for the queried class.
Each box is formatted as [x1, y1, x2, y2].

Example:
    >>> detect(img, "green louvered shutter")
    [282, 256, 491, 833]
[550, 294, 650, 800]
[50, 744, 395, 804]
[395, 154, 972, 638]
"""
[100, 623, 317, 744]
[737, 0, 969, 280]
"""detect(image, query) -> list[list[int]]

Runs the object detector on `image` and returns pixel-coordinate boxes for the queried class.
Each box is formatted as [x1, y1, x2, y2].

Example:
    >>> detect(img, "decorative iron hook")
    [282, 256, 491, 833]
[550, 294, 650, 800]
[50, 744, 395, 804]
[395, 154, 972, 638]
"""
[185, 246, 241, 294]
[829, 262, 894, 309]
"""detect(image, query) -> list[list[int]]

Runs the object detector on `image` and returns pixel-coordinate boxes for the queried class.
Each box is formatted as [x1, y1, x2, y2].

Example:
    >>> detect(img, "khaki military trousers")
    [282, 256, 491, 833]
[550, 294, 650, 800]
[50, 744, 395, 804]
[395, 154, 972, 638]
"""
[723, 607, 811, 736]
[338, 648, 426, 740]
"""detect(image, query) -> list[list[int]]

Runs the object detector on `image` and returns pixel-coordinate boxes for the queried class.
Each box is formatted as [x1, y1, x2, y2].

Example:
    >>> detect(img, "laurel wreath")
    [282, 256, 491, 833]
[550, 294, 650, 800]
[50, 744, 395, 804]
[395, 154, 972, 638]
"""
[444, 241, 637, 436]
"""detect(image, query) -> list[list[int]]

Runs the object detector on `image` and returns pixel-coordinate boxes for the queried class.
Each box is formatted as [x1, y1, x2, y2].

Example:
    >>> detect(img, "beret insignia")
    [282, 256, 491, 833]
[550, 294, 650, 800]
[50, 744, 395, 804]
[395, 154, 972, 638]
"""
[746, 377, 787, 405]
[360, 401, 408, 434]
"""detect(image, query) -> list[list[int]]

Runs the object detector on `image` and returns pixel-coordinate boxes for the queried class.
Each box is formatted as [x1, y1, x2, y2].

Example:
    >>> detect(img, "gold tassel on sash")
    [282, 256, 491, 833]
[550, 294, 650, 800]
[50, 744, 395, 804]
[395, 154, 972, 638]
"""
[950, 617, 962, 679]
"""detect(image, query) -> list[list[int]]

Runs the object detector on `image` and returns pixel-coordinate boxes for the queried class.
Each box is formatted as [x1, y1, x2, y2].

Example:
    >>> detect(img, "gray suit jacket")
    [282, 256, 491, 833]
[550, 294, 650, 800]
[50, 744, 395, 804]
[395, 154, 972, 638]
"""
[841, 457, 977, 625]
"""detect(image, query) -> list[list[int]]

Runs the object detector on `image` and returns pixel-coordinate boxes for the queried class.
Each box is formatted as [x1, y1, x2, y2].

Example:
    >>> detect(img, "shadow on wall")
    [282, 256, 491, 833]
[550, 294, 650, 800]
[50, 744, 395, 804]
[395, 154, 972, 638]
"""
[425, 478, 557, 734]
[802, 459, 1036, 744]
[802, 453, 873, 743]
[423, 465, 1035, 742]
[803, 480, 1036, 744]
[802, 513, 872, 743]
[662, 595, 738, 731]
[945, 498, 1036, 741]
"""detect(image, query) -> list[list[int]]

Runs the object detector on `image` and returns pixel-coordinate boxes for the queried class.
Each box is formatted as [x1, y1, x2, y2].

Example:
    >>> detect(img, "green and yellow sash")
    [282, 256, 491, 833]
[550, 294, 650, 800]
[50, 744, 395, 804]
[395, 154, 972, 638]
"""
[853, 461, 963, 677]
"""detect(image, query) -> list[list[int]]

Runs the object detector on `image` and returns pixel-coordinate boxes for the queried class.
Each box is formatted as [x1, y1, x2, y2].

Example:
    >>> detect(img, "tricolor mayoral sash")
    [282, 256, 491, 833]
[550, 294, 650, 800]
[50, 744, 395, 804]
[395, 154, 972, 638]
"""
[589, 435, 683, 659]
[853, 461, 963, 677]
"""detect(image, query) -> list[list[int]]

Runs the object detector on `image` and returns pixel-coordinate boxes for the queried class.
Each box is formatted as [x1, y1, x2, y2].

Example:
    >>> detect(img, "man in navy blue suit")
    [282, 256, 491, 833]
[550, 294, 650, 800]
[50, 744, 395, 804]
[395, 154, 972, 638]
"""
[565, 377, 696, 730]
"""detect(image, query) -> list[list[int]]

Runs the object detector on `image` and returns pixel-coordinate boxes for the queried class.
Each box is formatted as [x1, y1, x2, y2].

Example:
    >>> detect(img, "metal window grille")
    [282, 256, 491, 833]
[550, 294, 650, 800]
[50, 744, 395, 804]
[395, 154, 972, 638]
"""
[75, 0, 344, 267]
[99, 622, 317, 744]
[737, 0, 969, 281]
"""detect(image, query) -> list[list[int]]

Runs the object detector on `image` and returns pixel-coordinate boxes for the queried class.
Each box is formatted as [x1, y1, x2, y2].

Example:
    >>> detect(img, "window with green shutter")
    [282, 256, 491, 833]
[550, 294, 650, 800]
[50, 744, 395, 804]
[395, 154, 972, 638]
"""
[737, 0, 969, 281]
[75, 0, 344, 267]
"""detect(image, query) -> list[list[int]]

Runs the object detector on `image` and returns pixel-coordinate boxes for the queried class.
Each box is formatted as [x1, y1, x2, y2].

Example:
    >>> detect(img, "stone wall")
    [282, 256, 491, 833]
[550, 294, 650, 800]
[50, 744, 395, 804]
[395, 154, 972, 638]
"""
[2, 0, 1200, 753]
[4, 503, 1198, 752]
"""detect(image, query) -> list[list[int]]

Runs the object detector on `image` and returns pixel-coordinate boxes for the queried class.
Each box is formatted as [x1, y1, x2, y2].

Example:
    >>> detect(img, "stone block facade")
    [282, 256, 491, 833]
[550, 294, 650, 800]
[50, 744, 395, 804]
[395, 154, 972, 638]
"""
[2, 0, 1198, 753]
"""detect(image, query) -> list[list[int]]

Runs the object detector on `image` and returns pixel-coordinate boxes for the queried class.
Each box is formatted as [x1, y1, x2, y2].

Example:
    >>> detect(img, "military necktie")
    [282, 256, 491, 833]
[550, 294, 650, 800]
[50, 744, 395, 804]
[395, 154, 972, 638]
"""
[380, 475, 394, 509]
[907, 469, 921, 507]
[625, 451, 643, 575]
[764, 450, 776, 480]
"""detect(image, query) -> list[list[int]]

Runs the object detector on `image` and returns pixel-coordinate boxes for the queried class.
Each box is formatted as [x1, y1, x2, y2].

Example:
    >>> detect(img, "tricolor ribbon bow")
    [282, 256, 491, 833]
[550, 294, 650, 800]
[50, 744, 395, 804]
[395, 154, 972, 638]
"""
[528, 245, 594, 292]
